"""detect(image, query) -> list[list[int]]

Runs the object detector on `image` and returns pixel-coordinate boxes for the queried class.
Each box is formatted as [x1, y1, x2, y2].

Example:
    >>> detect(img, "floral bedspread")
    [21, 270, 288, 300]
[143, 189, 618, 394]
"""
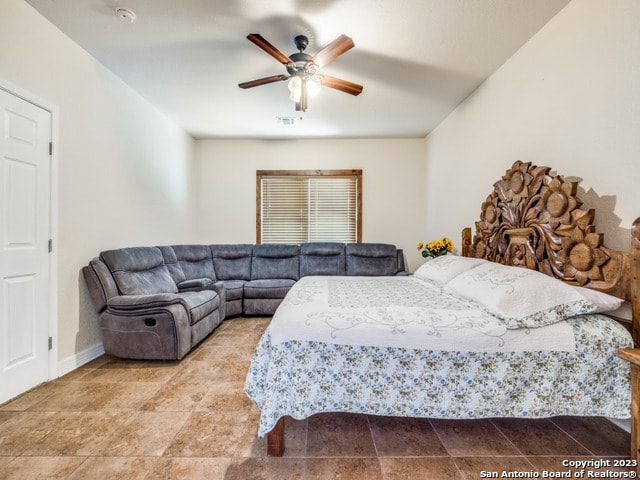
[245, 276, 632, 437]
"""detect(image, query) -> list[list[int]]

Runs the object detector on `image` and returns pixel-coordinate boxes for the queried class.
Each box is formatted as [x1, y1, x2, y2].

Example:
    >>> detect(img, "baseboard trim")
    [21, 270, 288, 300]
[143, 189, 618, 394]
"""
[57, 342, 105, 377]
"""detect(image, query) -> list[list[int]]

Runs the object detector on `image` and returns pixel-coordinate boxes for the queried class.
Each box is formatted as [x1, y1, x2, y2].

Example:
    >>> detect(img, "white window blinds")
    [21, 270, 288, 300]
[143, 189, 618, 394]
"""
[258, 170, 361, 244]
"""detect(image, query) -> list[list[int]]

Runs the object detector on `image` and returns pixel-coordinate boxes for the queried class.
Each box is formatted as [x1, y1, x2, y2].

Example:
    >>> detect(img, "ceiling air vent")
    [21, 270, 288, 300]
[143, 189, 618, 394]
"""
[277, 116, 296, 126]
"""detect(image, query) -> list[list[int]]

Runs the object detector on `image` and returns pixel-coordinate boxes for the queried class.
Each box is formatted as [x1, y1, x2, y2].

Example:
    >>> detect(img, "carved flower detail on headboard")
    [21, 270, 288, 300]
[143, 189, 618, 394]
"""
[494, 161, 550, 208]
[556, 210, 610, 285]
[470, 161, 623, 290]
[540, 176, 580, 228]
[474, 196, 500, 259]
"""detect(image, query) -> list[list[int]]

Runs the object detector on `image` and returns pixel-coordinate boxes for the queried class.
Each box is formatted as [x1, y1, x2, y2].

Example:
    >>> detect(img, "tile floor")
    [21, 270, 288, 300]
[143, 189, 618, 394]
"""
[0, 317, 632, 479]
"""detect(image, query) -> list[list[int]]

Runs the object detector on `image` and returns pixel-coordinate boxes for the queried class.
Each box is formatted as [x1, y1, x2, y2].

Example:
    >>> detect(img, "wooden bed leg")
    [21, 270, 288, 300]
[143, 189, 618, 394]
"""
[267, 417, 285, 457]
[618, 349, 640, 466]
[629, 362, 640, 465]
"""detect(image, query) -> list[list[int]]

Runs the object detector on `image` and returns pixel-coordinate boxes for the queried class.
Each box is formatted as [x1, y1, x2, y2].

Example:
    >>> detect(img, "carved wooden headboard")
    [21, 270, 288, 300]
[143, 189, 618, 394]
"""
[461, 161, 640, 344]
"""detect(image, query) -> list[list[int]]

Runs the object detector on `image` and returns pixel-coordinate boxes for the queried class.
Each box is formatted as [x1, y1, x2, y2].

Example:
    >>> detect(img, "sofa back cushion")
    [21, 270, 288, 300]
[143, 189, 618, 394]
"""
[251, 244, 300, 280]
[100, 247, 178, 295]
[300, 242, 346, 277]
[345, 243, 398, 276]
[157, 245, 186, 284]
[171, 245, 216, 281]
[210, 244, 253, 281]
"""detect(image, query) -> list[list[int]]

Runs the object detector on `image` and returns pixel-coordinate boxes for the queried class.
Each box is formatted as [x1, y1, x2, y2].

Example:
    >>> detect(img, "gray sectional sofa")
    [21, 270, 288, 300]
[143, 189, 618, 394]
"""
[83, 242, 406, 360]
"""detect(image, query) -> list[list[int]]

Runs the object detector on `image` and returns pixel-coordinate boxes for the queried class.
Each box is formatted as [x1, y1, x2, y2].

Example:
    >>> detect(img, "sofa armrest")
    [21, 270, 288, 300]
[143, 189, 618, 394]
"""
[82, 258, 119, 313]
[177, 278, 213, 291]
[207, 281, 226, 319]
[100, 300, 192, 360]
[107, 293, 186, 311]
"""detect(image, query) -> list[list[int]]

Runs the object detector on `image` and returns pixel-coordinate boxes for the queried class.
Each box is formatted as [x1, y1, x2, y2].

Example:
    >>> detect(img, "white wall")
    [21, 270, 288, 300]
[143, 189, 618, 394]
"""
[195, 138, 428, 271]
[424, 0, 640, 252]
[8, 0, 637, 368]
[0, 0, 196, 362]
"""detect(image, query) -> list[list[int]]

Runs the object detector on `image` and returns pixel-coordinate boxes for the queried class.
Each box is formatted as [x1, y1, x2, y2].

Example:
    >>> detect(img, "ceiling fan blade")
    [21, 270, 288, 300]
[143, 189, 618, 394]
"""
[246, 34, 292, 65]
[238, 74, 289, 89]
[320, 75, 363, 96]
[311, 34, 355, 68]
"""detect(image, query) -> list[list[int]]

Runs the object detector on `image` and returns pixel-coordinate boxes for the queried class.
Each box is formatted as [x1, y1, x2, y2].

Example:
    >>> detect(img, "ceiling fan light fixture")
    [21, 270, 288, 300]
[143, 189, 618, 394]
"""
[287, 74, 321, 104]
[287, 76, 302, 102]
[306, 76, 321, 98]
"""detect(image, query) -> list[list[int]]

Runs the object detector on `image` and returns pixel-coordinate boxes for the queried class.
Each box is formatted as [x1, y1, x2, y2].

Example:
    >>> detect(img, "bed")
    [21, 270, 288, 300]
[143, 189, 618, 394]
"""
[244, 160, 640, 457]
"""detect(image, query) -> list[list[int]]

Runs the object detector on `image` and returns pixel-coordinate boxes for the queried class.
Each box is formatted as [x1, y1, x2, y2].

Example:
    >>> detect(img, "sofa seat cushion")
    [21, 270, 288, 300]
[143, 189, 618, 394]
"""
[244, 279, 296, 299]
[220, 280, 245, 301]
[106, 290, 219, 325]
[180, 291, 220, 325]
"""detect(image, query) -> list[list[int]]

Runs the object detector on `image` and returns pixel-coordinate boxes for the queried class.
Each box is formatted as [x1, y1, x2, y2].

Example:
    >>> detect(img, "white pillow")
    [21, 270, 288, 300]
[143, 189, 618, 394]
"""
[445, 262, 596, 329]
[571, 285, 624, 313]
[413, 255, 489, 285]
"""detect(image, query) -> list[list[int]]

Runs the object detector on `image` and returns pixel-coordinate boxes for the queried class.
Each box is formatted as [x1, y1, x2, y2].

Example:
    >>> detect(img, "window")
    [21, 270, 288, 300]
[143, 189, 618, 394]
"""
[257, 169, 362, 244]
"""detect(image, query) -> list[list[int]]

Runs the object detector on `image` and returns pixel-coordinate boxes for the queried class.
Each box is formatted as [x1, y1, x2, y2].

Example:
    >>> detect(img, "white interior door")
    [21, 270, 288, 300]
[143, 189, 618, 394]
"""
[0, 88, 52, 404]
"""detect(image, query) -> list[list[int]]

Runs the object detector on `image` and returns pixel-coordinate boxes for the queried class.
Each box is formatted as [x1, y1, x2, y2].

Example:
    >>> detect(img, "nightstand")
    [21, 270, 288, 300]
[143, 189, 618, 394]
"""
[618, 348, 640, 464]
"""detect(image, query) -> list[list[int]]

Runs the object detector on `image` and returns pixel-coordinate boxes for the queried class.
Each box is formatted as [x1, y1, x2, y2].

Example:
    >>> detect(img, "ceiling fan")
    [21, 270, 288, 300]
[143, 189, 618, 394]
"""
[238, 33, 363, 112]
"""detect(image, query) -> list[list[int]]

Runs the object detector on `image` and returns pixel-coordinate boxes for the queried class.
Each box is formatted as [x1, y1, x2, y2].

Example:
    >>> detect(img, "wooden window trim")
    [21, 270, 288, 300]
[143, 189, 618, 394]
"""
[256, 169, 362, 244]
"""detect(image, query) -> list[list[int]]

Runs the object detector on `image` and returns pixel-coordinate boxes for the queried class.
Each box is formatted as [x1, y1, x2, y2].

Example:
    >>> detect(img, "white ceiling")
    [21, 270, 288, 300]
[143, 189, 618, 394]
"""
[25, 0, 571, 139]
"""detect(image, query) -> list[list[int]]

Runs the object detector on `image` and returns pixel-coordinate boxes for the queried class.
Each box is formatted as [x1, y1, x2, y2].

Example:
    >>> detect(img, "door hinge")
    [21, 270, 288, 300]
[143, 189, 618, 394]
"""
[49, 142, 53, 155]
[48, 336, 53, 351]
[48, 239, 53, 253]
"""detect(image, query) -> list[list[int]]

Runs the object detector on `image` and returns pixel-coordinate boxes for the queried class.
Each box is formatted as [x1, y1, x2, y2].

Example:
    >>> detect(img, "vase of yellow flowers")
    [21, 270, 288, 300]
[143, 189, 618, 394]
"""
[417, 237, 454, 258]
